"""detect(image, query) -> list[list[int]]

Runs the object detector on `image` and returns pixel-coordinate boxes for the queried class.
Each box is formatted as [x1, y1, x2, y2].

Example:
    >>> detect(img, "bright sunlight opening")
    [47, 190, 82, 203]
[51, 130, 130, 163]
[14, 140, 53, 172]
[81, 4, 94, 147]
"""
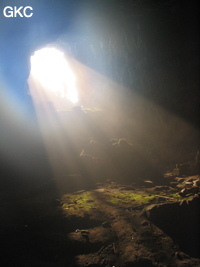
[30, 47, 78, 104]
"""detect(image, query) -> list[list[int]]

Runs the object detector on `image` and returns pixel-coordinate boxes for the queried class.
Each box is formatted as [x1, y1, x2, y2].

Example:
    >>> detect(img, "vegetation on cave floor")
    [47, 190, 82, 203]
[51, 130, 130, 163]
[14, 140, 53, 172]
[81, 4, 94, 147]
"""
[61, 192, 96, 217]
[60, 184, 200, 267]
[105, 191, 181, 206]
[60, 186, 183, 217]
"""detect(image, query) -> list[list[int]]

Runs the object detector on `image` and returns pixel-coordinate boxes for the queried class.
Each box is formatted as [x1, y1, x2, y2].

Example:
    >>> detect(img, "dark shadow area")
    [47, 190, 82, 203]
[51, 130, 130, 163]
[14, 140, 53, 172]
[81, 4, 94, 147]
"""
[147, 197, 200, 258]
[0, 177, 102, 266]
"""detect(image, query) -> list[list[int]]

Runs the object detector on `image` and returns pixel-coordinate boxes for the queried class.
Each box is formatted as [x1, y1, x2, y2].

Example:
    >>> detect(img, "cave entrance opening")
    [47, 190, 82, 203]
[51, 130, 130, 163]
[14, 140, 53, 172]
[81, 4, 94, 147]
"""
[28, 46, 79, 111]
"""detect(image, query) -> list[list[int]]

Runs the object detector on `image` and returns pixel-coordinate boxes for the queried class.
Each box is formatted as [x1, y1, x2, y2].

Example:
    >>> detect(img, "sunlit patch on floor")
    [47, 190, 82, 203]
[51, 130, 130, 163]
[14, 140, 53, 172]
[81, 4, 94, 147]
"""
[60, 187, 183, 218]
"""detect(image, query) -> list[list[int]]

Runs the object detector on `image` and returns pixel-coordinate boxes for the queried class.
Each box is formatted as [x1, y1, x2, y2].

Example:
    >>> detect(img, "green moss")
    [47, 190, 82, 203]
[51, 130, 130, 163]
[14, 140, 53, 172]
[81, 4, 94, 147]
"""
[61, 192, 96, 216]
[107, 192, 155, 206]
[106, 191, 184, 207]
[61, 189, 184, 217]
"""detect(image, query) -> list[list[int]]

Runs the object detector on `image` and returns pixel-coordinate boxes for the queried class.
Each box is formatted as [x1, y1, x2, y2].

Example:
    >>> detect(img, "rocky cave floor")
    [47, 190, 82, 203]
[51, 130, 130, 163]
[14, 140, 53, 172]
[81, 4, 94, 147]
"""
[0, 173, 200, 267]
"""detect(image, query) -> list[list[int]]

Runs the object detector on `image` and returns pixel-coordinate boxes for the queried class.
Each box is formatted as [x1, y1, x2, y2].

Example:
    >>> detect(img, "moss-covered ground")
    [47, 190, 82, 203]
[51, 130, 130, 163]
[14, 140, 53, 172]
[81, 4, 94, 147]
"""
[61, 192, 96, 216]
[61, 187, 183, 217]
